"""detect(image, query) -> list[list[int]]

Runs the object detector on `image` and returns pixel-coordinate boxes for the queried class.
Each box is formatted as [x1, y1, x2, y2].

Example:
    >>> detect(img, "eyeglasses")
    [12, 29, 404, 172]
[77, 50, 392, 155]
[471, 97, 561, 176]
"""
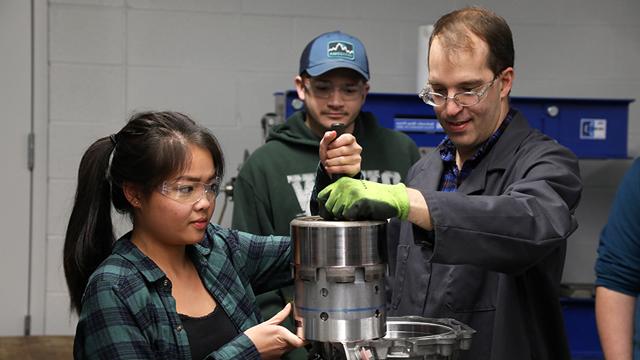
[159, 177, 221, 205]
[418, 75, 498, 108]
[304, 81, 364, 101]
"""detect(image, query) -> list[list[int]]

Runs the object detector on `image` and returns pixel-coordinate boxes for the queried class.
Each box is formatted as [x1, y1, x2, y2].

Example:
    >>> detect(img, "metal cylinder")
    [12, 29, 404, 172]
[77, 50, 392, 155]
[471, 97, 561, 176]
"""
[291, 216, 387, 342]
[342, 317, 476, 359]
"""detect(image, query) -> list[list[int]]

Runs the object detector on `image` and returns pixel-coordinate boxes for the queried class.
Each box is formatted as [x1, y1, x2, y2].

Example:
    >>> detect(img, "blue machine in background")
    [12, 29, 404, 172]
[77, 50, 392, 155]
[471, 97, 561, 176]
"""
[277, 90, 633, 159]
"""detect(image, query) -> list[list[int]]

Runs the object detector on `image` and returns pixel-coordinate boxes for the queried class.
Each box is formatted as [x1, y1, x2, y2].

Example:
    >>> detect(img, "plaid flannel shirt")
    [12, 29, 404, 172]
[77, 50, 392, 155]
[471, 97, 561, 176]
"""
[74, 223, 292, 360]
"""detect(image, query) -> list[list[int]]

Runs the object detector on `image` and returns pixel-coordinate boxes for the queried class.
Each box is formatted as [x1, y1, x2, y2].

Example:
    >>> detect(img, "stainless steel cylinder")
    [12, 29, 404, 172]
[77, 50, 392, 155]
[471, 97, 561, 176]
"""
[291, 216, 387, 342]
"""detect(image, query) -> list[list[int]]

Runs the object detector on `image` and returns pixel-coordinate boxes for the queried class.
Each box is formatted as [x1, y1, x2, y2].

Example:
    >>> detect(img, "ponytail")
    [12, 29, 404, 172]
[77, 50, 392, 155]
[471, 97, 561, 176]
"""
[63, 137, 116, 313]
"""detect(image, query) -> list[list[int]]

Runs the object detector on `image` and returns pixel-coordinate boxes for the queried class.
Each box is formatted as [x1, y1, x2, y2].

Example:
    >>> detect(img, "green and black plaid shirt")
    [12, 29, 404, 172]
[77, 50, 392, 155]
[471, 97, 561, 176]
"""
[74, 223, 292, 359]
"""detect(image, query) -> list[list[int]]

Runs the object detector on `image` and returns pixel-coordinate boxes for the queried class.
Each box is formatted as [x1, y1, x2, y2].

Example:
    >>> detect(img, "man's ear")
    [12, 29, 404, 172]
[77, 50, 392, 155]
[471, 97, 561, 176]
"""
[123, 182, 143, 208]
[499, 67, 514, 99]
[294, 75, 307, 101]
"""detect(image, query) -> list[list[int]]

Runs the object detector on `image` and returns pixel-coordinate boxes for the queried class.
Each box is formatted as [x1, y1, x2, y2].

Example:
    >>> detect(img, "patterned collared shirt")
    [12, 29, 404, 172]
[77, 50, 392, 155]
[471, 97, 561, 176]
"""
[74, 223, 292, 360]
[439, 109, 515, 192]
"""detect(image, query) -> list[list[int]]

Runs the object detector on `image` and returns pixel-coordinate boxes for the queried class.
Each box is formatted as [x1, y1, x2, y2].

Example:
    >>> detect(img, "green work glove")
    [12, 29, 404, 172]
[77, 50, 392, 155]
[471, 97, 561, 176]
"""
[318, 178, 410, 221]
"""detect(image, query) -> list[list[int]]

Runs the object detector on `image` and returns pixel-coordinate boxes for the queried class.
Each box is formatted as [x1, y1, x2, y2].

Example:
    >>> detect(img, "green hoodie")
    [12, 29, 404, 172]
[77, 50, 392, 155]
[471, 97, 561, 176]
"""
[232, 110, 420, 236]
[231, 110, 420, 360]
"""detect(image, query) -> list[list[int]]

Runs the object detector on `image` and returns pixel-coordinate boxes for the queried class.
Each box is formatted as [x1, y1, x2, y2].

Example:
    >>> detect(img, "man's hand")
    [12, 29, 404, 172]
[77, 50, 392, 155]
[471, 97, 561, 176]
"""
[319, 129, 361, 177]
[318, 178, 409, 220]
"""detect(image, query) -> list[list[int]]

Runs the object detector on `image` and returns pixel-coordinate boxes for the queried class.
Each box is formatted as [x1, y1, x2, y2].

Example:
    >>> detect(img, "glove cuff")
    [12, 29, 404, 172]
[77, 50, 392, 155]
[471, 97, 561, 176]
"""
[392, 183, 410, 220]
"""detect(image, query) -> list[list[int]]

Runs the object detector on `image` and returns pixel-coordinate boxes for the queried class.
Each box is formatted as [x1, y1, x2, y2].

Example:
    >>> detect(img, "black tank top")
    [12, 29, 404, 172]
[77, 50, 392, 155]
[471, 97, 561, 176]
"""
[179, 306, 239, 360]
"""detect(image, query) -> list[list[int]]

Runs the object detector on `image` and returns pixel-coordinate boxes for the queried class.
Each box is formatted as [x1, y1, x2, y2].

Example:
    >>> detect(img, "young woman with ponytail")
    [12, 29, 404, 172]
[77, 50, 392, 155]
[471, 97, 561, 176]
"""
[63, 111, 305, 360]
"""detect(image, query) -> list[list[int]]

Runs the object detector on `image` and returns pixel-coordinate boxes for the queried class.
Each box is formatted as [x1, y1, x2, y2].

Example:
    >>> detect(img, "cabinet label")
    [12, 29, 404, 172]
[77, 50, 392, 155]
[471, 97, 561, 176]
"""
[394, 118, 444, 133]
[580, 118, 607, 140]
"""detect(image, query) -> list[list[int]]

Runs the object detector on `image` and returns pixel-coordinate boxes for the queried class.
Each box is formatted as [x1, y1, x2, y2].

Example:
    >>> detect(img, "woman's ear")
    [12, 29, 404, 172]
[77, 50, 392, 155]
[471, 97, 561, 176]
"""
[123, 182, 143, 208]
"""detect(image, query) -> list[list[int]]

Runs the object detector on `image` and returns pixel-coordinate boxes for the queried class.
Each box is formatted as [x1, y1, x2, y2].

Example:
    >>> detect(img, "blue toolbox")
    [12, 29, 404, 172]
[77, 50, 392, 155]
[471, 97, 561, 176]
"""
[277, 91, 633, 159]
[560, 296, 603, 359]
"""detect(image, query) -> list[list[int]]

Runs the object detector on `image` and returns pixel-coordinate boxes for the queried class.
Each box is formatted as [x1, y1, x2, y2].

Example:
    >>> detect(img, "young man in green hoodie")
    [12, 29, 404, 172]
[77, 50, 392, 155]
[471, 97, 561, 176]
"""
[233, 30, 419, 235]
[231, 30, 420, 359]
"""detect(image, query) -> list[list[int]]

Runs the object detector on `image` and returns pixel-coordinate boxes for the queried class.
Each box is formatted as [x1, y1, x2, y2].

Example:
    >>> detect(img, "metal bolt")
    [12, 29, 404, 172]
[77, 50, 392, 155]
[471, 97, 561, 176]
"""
[547, 105, 559, 118]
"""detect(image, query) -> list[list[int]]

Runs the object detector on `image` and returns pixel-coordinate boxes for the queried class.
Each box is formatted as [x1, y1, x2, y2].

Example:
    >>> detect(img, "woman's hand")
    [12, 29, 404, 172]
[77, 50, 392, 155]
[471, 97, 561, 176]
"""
[319, 130, 362, 177]
[244, 303, 305, 359]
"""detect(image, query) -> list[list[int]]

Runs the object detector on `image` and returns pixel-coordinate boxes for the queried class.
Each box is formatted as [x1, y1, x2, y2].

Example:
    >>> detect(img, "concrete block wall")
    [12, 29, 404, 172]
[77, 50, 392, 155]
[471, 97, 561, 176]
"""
[45, 0, 640, 334]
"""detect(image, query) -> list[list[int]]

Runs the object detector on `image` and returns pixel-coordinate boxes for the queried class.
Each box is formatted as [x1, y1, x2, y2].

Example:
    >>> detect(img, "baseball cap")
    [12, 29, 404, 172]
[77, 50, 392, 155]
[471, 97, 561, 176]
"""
[299, 31, 370, 80]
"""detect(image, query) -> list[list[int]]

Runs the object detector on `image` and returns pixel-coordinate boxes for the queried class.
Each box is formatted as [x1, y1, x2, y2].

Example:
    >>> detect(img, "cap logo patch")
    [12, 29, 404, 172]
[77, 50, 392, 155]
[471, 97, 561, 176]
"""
[327, 41, 354, 60]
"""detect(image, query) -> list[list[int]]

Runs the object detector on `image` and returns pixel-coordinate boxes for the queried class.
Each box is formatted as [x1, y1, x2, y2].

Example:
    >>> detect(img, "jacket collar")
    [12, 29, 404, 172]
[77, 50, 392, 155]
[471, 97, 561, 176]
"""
[456, 109, 532, 194]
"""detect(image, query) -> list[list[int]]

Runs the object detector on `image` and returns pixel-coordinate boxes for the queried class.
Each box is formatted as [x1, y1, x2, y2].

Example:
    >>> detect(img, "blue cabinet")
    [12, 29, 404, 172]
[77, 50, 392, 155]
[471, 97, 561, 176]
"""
[513, 97, 632, 159]
[279, 91, 634, 159]
[561, 297, 603, 359]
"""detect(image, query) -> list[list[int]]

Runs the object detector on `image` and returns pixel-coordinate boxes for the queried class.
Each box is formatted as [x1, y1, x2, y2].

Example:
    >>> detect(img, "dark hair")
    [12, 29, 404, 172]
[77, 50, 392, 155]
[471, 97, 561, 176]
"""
[429, 6, 514, 76]
[63, 111, 224, 313]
